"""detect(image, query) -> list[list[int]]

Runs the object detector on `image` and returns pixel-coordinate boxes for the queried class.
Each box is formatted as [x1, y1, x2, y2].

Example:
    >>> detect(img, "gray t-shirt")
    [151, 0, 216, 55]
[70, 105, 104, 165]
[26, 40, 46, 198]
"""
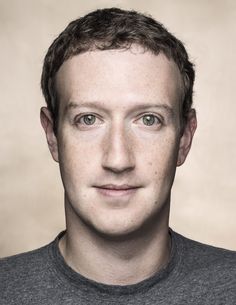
[1, 230, 236, 304]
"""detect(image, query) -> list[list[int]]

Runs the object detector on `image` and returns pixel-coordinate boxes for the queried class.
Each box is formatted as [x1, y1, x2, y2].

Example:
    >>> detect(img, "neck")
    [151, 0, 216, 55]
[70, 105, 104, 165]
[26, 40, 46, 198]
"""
[59, 199, 171, 285]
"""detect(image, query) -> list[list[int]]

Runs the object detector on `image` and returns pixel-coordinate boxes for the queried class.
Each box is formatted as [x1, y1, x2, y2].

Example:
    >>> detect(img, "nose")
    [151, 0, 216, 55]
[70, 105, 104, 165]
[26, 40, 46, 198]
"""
[102, 124, 135, 174]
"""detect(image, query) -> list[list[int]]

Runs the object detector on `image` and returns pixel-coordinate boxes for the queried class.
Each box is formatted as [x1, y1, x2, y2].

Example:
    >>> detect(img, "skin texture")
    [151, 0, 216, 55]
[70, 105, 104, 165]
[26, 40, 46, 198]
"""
[40, 46, 197, 285]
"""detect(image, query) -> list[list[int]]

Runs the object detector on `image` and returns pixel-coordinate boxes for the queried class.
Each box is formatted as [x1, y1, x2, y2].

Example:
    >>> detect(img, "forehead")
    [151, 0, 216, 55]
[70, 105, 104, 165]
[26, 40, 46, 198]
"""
[55, 47, 183, 113]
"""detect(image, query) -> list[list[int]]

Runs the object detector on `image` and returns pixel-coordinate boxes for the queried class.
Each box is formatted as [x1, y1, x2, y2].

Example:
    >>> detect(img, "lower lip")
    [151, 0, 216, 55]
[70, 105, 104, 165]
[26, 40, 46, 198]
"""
[95, 187, 138, 197]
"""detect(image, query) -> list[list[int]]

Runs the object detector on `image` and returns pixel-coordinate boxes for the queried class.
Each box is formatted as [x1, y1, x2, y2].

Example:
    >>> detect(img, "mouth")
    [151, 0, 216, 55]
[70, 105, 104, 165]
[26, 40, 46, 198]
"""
[94, 184, 141, 197]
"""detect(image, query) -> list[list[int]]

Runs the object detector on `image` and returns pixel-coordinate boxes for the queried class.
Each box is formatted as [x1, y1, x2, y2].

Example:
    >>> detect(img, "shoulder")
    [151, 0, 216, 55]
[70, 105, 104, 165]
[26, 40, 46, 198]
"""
[0, 232, 65, 277]
[0, 240, 56, 300]
[0, 243, 50, 269]
[172, 230, 236, 297]
[0, 242, 52, 280]
[0, 233, 67, 304]
[173, 230, 236, 266]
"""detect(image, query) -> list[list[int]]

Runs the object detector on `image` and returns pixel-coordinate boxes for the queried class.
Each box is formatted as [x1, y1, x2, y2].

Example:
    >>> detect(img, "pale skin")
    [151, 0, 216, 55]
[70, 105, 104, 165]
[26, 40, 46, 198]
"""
[40, 46, 197, 285]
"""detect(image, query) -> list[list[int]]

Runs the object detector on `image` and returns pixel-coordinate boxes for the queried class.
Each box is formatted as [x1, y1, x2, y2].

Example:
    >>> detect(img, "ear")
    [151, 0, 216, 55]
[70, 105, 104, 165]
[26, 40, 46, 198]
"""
[40, 107, 59, 162]
[177, 109, 197, 166]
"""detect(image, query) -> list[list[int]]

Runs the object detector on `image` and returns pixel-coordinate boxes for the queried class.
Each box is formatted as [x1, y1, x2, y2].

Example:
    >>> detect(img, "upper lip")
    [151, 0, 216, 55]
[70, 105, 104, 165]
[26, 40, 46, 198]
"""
[95, 184, 140, 190]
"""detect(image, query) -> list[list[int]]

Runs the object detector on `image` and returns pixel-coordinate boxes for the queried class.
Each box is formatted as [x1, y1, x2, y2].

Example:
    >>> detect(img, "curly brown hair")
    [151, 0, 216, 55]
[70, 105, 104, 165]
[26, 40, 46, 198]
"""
[41, 7, 195, 133]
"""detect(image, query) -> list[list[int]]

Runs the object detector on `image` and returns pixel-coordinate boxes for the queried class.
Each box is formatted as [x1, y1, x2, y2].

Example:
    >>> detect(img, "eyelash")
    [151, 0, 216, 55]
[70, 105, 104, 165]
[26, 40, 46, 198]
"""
[136, 113, 163, 127]
[74, 113, 102, 126]
[74, 113, 163, 128]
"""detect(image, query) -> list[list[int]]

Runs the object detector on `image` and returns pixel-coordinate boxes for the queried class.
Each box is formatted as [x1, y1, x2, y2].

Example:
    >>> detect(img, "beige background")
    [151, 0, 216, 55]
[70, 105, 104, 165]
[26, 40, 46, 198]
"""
[0, 0, 235, 258]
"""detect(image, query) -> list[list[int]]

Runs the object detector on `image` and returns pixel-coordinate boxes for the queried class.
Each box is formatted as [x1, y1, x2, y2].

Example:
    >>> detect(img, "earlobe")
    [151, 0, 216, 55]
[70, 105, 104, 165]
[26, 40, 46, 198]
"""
[40, 107, 59, 162]
[177, 109, 197, 166]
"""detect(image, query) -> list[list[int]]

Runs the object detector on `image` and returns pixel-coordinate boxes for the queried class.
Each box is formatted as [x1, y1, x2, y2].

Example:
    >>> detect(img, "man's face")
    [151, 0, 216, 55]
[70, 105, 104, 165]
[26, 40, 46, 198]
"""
[42, 46, 196, 238]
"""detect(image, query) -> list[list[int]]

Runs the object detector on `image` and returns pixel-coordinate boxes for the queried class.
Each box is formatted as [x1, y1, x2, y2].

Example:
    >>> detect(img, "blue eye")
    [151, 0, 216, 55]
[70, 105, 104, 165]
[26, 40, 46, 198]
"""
[142, 114, 161, 126]
[80, 114, 96, 125]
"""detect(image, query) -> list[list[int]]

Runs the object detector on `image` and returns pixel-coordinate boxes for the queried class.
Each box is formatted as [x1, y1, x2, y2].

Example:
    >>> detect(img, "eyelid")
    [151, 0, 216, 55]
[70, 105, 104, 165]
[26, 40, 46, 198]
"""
[135, 112, 164, 124]
[74, 112, 103, 123]
[72, 111, 164, 127]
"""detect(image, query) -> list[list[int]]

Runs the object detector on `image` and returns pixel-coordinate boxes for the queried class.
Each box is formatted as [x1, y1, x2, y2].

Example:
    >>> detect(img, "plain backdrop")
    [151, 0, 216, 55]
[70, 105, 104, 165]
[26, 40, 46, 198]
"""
[0, 0, 235, 257]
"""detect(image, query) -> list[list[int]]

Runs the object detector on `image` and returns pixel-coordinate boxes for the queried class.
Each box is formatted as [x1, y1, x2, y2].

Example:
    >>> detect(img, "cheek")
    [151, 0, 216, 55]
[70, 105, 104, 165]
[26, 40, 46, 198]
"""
[59, 128, 100, 160]
[57, 132, 101, 183]
[138, 135, 179, 181]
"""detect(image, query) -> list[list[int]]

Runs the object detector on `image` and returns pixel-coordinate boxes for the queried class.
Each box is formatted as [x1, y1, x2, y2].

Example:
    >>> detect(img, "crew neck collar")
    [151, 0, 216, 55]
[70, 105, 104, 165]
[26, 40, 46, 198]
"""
[48, 229, 184, 296]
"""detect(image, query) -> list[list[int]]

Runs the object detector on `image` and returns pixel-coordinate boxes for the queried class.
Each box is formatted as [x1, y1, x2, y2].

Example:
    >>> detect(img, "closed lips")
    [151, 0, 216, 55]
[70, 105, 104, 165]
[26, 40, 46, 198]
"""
[95, 184, 139, 190]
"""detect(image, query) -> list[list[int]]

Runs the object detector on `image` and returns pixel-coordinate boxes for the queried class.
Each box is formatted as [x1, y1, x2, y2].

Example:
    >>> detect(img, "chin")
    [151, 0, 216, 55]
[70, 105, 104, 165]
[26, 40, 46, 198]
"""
[92, 224, 142, 241]
[87, 211, 151, 240]
[90, 201, 169, 240]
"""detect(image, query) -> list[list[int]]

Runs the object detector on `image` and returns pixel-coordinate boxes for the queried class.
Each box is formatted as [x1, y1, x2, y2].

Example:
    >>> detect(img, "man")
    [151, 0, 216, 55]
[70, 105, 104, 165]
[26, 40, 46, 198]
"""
[1, 7, 235, 304]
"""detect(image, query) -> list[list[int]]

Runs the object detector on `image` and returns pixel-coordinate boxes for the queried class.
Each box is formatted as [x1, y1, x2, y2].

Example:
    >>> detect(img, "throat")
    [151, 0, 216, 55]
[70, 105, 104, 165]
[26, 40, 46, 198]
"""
[58, 227, 172, 286]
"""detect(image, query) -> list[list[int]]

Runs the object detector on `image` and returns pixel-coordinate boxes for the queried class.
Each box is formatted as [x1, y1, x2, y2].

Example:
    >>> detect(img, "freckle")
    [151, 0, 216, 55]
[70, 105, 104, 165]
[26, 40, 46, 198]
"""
[148, 162, 152, 166]
[155, 171, 157, 175]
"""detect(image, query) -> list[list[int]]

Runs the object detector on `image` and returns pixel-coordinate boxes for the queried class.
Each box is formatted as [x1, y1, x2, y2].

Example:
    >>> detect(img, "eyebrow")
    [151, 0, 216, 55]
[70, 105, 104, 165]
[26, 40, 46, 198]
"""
[64, 101, 175, 118]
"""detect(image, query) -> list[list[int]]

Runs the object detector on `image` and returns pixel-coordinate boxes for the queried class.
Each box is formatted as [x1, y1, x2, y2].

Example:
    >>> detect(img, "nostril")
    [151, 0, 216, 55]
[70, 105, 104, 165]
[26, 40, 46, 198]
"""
[102, 164, 135, 174]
